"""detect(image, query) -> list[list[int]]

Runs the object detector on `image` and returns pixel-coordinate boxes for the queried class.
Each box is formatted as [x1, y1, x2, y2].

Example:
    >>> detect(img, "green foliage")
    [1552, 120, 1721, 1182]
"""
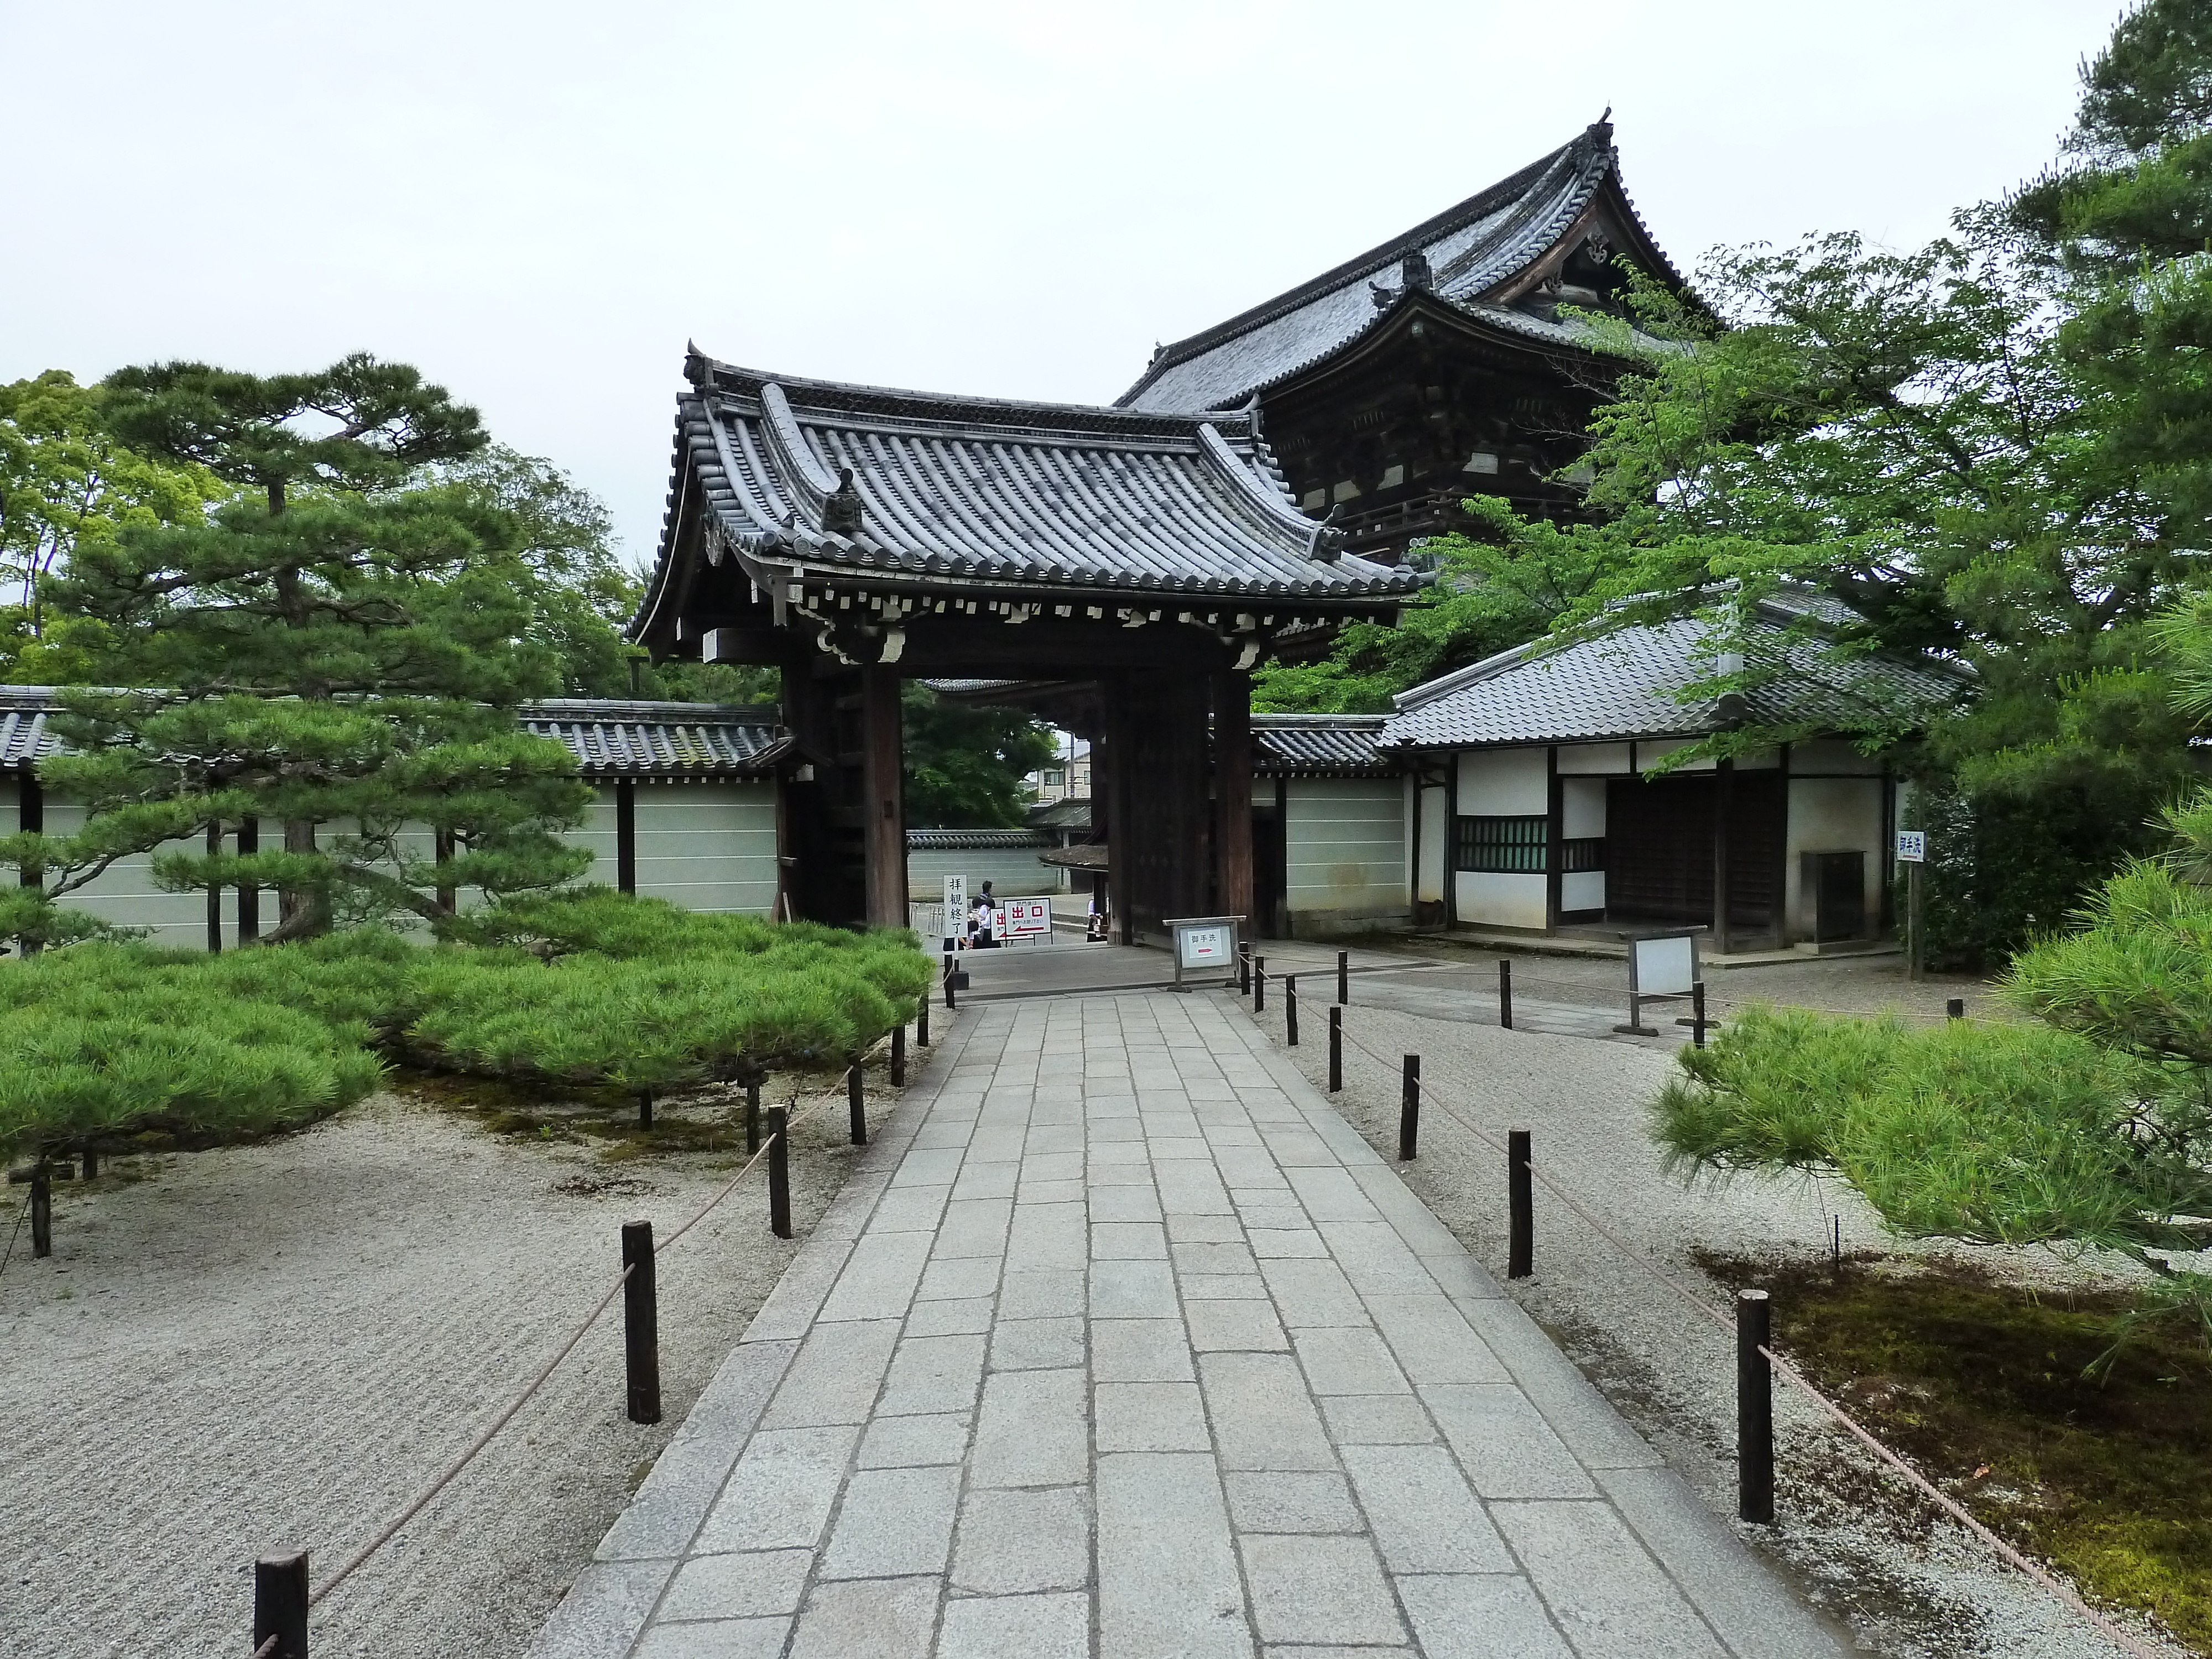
[0, 893, 931, 1156]
[901, 682, 1057, 827]
[0, 942, 387, 1154]
[1251, 504, 1614, 712]
[0, 370, 221, 675]
[6, 357, 597, 947]
[640, 659, 781, 706]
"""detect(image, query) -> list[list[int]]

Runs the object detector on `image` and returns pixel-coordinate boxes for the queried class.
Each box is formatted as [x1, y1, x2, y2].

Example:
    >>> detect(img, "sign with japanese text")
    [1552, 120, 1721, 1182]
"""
[1896, 830, 1927, 864]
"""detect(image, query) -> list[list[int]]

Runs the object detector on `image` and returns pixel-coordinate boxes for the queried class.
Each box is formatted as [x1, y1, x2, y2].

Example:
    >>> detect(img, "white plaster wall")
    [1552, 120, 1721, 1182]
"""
[1561, 872, 1605, 911]
[1455, 870, 1547, 930]
[1786, 776, 1886, 938]
[568, 789, 622, 884]
[1636, 739, 1715, 772]
[1792, 738, 1883, 775]
[1559, 778, 1605, 838]
[1457, 747, 1548, 813]
[1416, 785, 1447, 904]
[1556, 742, 1632, 775]
[1285, 777, 1405, 932]
[634, 781, 779, 914]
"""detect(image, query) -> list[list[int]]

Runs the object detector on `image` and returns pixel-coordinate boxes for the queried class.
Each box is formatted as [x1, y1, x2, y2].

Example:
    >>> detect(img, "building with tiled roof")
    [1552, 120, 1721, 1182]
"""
[1119, 118, 1692, 566]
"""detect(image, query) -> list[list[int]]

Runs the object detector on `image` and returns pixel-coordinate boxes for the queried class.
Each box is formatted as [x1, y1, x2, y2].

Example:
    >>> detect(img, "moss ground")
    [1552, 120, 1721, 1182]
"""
[1697, 1250, 2212, 1652]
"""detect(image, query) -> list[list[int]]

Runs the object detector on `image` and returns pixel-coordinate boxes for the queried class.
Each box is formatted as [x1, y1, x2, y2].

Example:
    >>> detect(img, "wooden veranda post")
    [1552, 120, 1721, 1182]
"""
[860, 664, 906, 929]
[1214, 666, 1254, 925]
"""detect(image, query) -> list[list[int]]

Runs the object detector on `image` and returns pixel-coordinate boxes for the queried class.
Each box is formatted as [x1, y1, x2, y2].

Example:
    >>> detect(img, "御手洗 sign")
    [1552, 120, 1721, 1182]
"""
[1896, 830, 1927, 864]
[1163, 915, 1244, 985]
[1000, 898, 1051, 940]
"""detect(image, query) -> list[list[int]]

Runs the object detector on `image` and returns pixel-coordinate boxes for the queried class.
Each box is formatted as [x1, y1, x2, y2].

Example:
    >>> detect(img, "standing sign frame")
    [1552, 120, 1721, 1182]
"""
[1163, 915, 1243, 988]
[1614, 930, 1701, 1037]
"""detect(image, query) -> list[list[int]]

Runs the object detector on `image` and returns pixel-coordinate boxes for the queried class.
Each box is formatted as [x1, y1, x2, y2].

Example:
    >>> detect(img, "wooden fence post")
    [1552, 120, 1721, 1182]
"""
[1498, 960, 1513, 1030]
[1285, 975, 1298, 1047]
[890, 1024, 906, 1087]
[767, 1107, 792, 1239]
[1738, 1288, 1775, 1523]
[1398, 1056, 1419, 1161]
[253, 1551, 310, 1659]
[622, 1220, 661, 1425]
[847, 1066, 868, 1146]
[1507, 1129, 1532, 1280]
[1337, 950, 1349, 1006]
[1328, 1005, 1342, 1093]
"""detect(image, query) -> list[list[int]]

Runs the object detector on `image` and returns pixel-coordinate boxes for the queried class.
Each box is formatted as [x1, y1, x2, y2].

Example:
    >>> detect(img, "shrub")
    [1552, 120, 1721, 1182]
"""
[0, 894, 932, 1160]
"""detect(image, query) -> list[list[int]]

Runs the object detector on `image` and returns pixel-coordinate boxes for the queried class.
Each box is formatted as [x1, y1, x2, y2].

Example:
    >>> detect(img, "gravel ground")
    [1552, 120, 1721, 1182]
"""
[1235, 977, 2193, 1659]
[0, 1011, 961, 1659]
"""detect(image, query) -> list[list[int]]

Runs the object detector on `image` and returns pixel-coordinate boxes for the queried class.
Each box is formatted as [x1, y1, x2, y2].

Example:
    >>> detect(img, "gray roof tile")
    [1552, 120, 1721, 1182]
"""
[1382, 611, 1962, 749]
[0, 688, 785, 780]
[1252, 714, 1394, 775]
[1117, 123, 1680, 413]
[656, 359, 1423, 611]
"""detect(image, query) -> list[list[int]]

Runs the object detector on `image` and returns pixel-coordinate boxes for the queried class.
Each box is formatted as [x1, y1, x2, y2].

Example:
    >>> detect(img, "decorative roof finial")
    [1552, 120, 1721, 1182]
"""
[822, 466, 864, 536]
[1400, 251, 1434, 293]
[683, 343, 710, 388]
[1590, 106, 1614, 144]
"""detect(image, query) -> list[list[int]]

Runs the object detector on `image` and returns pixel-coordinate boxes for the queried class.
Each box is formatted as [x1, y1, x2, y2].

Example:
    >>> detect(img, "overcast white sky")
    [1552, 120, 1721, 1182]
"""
[4, 1, 2124, 565]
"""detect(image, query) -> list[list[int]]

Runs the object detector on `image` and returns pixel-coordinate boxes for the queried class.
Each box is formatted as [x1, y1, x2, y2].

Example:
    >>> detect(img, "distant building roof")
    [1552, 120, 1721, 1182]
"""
[1118, 121, 1687, 413]
[1026, 797, 1093, 831]
[1041, 842, 1110, 871]
[0, 688, 790, 781]
[1252, 713, 1395, 777]
[905, 828, 1052, 851]
[1382, 603, 1963, 749]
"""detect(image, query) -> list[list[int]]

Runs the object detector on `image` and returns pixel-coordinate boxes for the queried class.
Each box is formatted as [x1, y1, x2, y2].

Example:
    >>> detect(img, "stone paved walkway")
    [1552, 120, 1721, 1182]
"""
[530, 990, 1841, 1659]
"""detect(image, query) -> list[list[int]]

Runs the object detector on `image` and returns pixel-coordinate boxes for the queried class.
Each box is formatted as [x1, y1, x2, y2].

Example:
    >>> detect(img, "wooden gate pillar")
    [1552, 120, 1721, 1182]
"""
[1102, 678, 1135, 945]
[1213, 666, 1253, 926]
[860, 664, 907, 928]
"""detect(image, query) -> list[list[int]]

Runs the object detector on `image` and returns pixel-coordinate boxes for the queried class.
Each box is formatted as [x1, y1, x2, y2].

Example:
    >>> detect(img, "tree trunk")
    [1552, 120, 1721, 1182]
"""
[279, 817, 326, 937]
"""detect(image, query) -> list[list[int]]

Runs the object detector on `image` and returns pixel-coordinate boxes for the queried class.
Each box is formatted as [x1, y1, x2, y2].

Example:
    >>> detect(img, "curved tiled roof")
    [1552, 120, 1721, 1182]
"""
[638, 357, 1423, 638]
[905, 828, 1052, 850]
[1251, 713, 1395, 776]
[517, 698, 787, 778]
[0, 691, 57, 767]
[0, 688, 786, 780]
[1382, 607, 1964, 749]
[1118, 121, 1686, 413]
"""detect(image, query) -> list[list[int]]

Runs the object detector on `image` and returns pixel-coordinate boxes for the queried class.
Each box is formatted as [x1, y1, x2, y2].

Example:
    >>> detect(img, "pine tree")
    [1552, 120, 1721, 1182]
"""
[4, 355, 593, 947]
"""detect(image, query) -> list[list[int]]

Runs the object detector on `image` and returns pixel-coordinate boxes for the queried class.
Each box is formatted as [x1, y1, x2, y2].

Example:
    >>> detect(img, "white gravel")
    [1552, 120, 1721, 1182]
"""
[0, 1016, 959, 1659]
[1237, 978, 2190, 1659]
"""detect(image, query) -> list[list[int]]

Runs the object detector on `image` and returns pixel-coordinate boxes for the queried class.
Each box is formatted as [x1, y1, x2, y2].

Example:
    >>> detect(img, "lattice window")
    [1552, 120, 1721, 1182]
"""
[1560, 836, 1606, 873]
[1453, 815, 1548, 874]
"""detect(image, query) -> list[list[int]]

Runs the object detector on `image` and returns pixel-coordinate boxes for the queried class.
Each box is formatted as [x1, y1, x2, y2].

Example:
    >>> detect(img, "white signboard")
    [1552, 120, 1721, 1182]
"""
[1000, 898, 1052, 940]
[1631, 933, 1698, 997]
[1177, 924, 1233, 968]
[1896, 830, 1926, 864]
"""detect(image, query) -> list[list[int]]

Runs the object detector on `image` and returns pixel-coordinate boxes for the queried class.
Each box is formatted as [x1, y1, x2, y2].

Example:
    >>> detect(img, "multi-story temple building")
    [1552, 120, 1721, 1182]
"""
[1117, 116, 1689, 564]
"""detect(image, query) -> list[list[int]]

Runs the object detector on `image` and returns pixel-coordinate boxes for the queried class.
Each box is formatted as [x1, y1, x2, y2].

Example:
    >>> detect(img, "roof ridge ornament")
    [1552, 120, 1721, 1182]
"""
[822, 466, 864, 536]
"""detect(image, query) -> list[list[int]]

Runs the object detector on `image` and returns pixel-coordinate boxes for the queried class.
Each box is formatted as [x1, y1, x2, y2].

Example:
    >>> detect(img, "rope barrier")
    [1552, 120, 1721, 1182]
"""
[1311, 1002, 2166, 1659]
[305, 1085, 832, 1611]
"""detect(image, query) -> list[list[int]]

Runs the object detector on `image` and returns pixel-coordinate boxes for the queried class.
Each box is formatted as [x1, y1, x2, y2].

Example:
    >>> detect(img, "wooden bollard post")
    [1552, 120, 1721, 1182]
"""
[1328, 1005, 1342, 1092]
[81, 1145, 97, 1181]
[1239, 946, 1251, 997]
[1285, 975, 1299, 1046]
[1254, 957, 1266, 1014]
[1692, 982, 1708, 1048]
[1946, 998, 1964, 1020]
[744, 1082, 761, 1156]
[1738, 1288, 1775, 1523]
[253, 1551, 310, 1658]
[1498, 959, 1514, 1030]
[30, 1165, 51, 1259]
[1336, 950, 1349, 1006]
[943, 953, 957, 1010]
[847, 1066, 868, 1146]
[1398, 1055, 1419, 1161]
[917, 997, 930, 1047]
[621, 1220, 661, 1425]
[766, 1107, 792, 1239]
[1507, 1128, 1533, 1279]
[635, 1090, 653, 1130]
[891, 1024, 906, 1087]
